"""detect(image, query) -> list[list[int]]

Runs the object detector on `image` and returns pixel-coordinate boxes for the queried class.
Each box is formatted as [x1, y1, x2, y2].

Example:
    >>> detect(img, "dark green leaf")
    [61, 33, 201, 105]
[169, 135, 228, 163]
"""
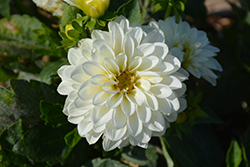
[121, 145, 158, 167]
[0, 0, 10, 18]
[82, 158, 129, 167]
[152, 3, 165, 14]
[40, 101, 67, 128]
[115, 0, 142, 24]
[165, 124, 224, 167]
[12, 122, 73, 166]
[64, 128, 81, 147]
[226, 139, 242, 167]
[39, 59, 67, 84]
[0, 67, 17, 82]
[10, 79, 65, 126]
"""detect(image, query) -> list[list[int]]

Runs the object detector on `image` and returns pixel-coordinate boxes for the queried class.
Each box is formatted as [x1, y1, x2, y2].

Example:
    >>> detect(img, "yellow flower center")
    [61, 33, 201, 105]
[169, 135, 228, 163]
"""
[116, 71, 136, 92]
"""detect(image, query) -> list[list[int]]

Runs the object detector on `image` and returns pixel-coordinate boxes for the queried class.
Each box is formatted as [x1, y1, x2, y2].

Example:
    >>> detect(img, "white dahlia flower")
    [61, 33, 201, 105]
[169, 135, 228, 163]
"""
[57, 16, 187, 151]
[150, 16, 223, 86]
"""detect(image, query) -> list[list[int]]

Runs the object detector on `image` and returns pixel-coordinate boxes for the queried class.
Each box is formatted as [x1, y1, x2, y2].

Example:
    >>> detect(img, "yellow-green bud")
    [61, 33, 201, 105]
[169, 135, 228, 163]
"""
[65, 24, 75, 41]
[76, 0, 110, 19]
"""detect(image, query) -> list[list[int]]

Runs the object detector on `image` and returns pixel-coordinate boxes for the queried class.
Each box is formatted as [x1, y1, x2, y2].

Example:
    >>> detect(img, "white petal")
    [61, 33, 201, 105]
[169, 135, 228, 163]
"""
[145, 110, 165, 132]
[158, 98, 172, 115]
[78, 119, 93, 136]
[161, 75, 182, 90]
[178, 97, 187, 113]
[134, 43, 155, 57]
[78, 80, 102, 103]
[129, 56, 142, 73]
[57, 81, 74, 95]
[112, 105, 127, 129]
[144, 92, 158, 110]
[85, 130, 102, 144]
[92, 91, 110, 106]
[68, 48, 83, 66]
[93, 124, 106, 133]
[168, 93, 180, 111]
[135, 79, 151, 91]
[142, 29, 164, 43]
[105, 121, 127, 141]
[136, 103, 152, 123]
[91, 30, 112, 46]
[150, 84, 172, 98]
[90, 74, 110, 85]
[121, 95, 135, 116]
[134, 127, 152, 143]
[74, 97, 94, 110]
[127, 112, 143, 136]
[104, 58, 120, 75]
[102, 81, 119, 94]
[68, 115, 84, 124]
[70, 65, 89, 83]
[106, 92, 123, 108]
[152, 42, 169, 60]
[102, 137, 122, 151]
[123, 35, 135, 62]
[100, 44, 115, 59]
[91, 106, 112, 126]
[112, 22, 124, 55]
[138, 56, 159, 71]
[165, 111, 178, 122]
[82, 61, 107, 76]
[126, 27, 143, 46]
[126, 88, 145, 106]
[116, 53, 127, 73]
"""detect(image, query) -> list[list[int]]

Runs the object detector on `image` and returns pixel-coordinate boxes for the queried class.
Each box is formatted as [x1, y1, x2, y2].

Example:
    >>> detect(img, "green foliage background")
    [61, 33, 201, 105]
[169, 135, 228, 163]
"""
[0, 0, 250, 167]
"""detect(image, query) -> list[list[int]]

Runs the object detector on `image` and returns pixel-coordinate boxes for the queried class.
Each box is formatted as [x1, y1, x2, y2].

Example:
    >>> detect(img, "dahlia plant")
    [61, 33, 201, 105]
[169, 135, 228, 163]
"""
[0, 0, 235, 166]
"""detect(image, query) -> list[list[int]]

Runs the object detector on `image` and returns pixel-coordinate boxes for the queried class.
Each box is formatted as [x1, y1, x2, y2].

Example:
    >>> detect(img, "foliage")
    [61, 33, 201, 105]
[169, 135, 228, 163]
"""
[0, 0, 249, 167]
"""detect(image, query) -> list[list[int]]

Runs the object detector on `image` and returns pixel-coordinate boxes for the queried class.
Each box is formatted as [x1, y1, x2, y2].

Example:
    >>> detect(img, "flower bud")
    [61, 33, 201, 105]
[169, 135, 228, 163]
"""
[76, 0, 110, 19]
[65, 24, 75, 41]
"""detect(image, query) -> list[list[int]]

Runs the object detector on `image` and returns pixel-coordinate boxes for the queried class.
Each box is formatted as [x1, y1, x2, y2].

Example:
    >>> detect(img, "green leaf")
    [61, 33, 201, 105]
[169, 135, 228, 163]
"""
[0, 0, 10, 18]
[10, 79, 65, 126]
[40, 101, 67, 128]
[39, 59, 67, 84]
[165, 124, 224, 167]
[152, 3, 165, 13]
[121, 145, 158, 167]
[86, 18, 96, 29]
[82, 158, 129, 167]
[60, 4, 82, 32]
[0, 67, 17, 82]
[0, 87, 28, 131]
[226, 139, 242, 167]
[115, 0, 142, 24]
[64, 128, 81, 147]
[12, 122, 73, 166]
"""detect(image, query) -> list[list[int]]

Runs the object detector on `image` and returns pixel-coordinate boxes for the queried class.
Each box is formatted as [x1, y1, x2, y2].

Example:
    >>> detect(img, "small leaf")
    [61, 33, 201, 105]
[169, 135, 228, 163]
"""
[40, 101, 67, 128]
[152, 3, 165, 14]
[86, 18, 96, 29]
[226, 139, 242, 167]
[12, 122, 73, 166]
[115, 0, 142, 24]
[64, 128, 81, 147]
[175, 1, 185, 11]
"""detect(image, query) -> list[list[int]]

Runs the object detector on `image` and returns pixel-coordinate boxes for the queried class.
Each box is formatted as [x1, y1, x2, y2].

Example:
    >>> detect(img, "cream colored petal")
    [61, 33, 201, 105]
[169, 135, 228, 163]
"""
[145, 110, 165, 132]
[126, 27, 143, 47]
[106, 92, 123, 109]
[135, 79, 151, 91]
[150, 84, 172, 98]
[104, 57, 120, 75]
[105, 121, 127, 141]
[129, 56, 142, 73]
[115, 53, 127, 73]
[92, 91, 110, 106]
[91, 106, 112, 126]
[100, 44, 115, 59]
[136, 103, 152, 123]
[138, 55, 159, 71]
[112, 105, 127, 129]
[134, 43, 155, 57]
[127, 112, 143, 136]
[142, 29, 164, 43]
[102, 81, 119, 94]
[144, 92, 158, 111]
[77, 119, 93, 136]
[134, 127, 152, 143]
[74, 97, 94, 110]
[121, 95, 135, 116]
[85, 130, 102, 145]
[82, 61, 107, 76]
[90, 74, 110, 85]
[123, 35, 135, 63]
[102, 137, 122, 151]
[158, 98, 172, 115]
[68, 114, 84, 124]
[78, 80, 102, 103]
[111, 22, 124, 55]
[68, 47, 82, 66]
[70, 65, 89, 83]
[126, 88, 145, 106]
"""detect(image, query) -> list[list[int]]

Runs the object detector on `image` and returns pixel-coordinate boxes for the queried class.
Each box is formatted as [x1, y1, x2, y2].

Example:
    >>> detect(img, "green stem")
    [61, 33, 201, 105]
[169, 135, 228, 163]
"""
[159, 136, 174, 167]
[164, 3, 173, 20]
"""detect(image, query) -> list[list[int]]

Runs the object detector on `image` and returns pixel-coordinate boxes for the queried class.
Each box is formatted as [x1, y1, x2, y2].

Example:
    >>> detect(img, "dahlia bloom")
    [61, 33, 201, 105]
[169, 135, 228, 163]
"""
[150, 16, 223, 86]
[57, 16, 187, 151]
[64, 0, 110, 19]
[32, 0, 63, 17]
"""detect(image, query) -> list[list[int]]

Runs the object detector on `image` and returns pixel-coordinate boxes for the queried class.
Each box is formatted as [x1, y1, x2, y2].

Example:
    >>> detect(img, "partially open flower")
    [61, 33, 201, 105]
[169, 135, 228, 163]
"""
[57, 16, 187, 151]
[64, 0, 110, 19]
[150, 16, 223, 86]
